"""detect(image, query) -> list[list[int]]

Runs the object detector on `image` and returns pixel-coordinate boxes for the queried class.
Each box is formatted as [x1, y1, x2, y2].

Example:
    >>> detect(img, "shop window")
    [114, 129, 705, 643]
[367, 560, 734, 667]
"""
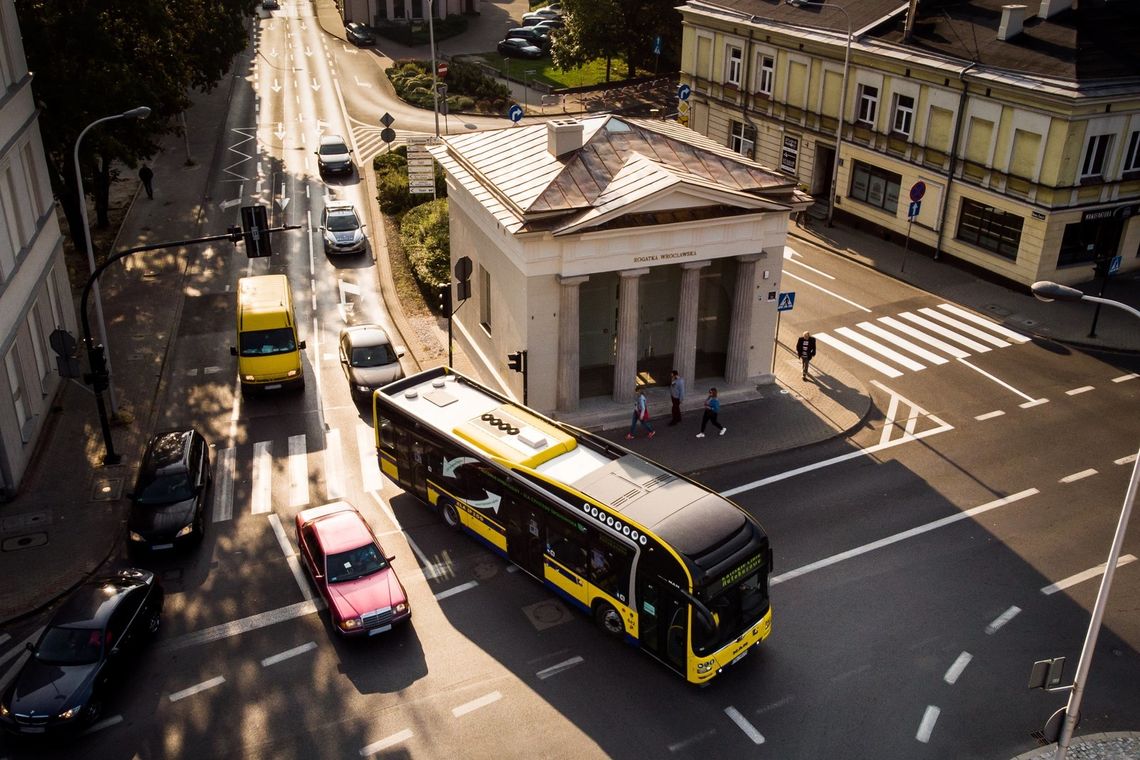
[848, 161, 900, 214]
[956, 199, 1023, 260]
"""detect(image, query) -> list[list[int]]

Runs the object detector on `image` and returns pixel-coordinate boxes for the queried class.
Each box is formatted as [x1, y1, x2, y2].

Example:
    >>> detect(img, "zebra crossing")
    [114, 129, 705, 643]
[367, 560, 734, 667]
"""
[212, 423, 383, 524]
[815, 303, 1030, 379]
[351, 122, 418, 162]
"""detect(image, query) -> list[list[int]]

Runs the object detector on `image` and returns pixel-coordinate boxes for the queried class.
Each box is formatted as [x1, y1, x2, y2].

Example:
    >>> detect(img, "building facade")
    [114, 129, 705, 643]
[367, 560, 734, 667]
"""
[678, 0, 1140, 287]
[429, 116, 807, 413]
[0, 0, 78, 497]
[344, 0, 478, 26]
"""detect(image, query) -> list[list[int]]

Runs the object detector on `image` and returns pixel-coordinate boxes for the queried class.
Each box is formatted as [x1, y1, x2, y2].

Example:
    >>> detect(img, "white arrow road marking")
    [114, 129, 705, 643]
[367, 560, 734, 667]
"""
[276, 181, 290, 210]
[219, 197, 242, 210]
[271, 79, 282, 93]
[354, 76, 373, 88]
[311, 78, 321, 92]
[274, 122, 286, 140]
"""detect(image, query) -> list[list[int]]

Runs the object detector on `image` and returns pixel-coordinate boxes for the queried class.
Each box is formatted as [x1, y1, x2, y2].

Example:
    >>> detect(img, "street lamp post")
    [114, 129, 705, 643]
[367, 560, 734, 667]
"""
[72, 106, 151, 417]
[427, 0, 439, 137]
[787, 0, 851, 227]
[1031, 280, 1140, 760]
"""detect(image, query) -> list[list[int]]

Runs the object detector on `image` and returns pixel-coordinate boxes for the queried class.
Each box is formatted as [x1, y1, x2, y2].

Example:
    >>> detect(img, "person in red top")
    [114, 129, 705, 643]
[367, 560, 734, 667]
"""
[627, 387, 655, 440]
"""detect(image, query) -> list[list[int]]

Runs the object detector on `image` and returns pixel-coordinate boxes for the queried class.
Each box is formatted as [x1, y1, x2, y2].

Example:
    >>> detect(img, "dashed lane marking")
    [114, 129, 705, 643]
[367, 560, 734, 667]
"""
[1060, 469, 1098, 483]
[1041, 555, 1137, 596]
[160, 600, 323, 652]
[1066, 386, 1095, 396]
[261, 641, 318, 667]
[1112, 373, 1138, 383]
[668, 729, 718, 752]
[434, 581, 478, 601]
[536, 656, 584, 680]
[169, 676, 226, 702]
[985, 606, 1021, 634]
[451, 690, 502, 717]
[1116, 454, 1138, 466]
[944, 652, 972, 684]
[360, 729, 413, 756]
[916, 705, 940, 743]
[975, 410, 1005, 421]
[724, 706, 764, 744]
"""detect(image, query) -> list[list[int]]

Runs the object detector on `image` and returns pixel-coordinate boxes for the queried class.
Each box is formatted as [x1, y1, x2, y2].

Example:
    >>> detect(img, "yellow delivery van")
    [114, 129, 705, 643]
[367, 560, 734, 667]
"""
[230, 274, 306, 392]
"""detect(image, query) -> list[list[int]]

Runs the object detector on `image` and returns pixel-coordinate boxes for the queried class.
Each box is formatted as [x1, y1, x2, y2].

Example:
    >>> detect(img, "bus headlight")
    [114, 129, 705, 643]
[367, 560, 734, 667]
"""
[696, 659, 716, 674]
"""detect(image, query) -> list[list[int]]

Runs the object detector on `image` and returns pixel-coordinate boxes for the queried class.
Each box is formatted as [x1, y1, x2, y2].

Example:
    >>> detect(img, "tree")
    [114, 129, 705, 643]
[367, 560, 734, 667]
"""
[15, 0, 249, 260]
[552, 0, 681, 80]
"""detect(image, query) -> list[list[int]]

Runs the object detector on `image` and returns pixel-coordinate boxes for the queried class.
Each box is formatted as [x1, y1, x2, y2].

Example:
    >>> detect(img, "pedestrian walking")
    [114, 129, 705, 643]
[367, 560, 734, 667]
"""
[695, 387, 725, 438]
[796, 331, 817, 380]
[138, 164, 154, 200]
[627, 387, 655, 440]
[668, 369, 685, 425]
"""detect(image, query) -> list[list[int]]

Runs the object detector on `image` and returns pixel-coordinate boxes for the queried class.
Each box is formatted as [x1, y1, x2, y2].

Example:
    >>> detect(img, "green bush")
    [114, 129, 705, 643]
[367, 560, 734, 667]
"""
[385, 59, 509, 114]
[400, 199, 450, 289]
[373, 147, 448, 219]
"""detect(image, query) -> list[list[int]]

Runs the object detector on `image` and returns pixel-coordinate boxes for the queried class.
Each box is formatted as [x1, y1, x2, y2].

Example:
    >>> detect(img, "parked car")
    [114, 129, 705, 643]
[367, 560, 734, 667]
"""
[497, 38, 545, 60]
[345, 21, 375, 47]
[339, 324, 405, 402]
[315, 134, 354, 176]
[320, 199, 367, 254]
[506, 26, 552, 50]
[261, 0, 279, 9]
[127, 428, 211, 552]
[295, 502, 411, 637]
[0, 568, 164, 737]
[533, 18, 564, 32]
[522, 7, 562, 24]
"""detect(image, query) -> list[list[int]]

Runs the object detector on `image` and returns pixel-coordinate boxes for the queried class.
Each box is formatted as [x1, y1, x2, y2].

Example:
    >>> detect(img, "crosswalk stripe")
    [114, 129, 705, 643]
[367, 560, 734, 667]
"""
[859, 321, 949, 365]
[252, 441, 273, 514]
[214, 447, 235, 523]
[936, 304, 1030, 343]
[288, 434, 309, 508]
[357, 423, 383, 492]
[835, 326, 926, 372]
[879, 316, 970, 359]
[815, 333, 903, 378]
[899, 312, 992, 352]
[325, 428, 346, 499]
[918, 307, 1009, 348]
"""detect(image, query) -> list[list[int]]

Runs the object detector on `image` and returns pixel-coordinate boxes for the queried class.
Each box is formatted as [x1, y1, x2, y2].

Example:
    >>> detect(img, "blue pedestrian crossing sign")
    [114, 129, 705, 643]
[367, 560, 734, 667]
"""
[1109, 255, 1122, 275]
[777, 292, 795, 311]
[507, 103, 524, 123]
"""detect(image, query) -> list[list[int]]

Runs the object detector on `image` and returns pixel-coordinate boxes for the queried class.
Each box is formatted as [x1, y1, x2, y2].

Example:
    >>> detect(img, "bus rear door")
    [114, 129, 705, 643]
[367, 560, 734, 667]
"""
[394, 429, 430, 503]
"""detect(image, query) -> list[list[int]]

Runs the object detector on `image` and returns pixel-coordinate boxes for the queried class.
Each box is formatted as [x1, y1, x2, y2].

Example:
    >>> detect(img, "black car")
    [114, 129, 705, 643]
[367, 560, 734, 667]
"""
[497, 38, 545, 60]
[345, 21, 375, 47]
[127, 428, 211, 552]
[0, 568, 164, 736]
[506, 26, 551, 51]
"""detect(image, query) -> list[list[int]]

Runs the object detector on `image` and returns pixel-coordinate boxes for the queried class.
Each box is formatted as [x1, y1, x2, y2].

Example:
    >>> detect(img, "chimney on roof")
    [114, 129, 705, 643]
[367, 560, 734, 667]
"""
[547, 119, 584, 157]
[903, 0, 920, 42]
[997, 4, 1027, 40]
[1038, 0, 1069, 19]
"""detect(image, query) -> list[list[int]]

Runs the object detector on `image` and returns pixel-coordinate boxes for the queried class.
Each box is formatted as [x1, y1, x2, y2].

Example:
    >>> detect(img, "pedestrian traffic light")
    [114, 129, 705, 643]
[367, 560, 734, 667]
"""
[83, 343, 109, 392]
[507, 350, 526, 373]
[438, 284, 451, 314]
[240, 204, 273, 258]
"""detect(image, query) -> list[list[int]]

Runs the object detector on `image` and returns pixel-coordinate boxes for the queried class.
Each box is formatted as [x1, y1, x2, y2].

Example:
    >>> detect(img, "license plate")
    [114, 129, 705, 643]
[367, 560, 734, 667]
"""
[20, 726, 45, 734]
[730, 648, 749, 666]
[368, 624, 392, 636]
[264, 383, 282, 390]
[152, 543, 174, 550]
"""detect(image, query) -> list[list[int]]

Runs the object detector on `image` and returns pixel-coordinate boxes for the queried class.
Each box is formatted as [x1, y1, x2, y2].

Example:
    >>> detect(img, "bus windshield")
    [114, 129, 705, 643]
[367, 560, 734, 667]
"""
[692, 554, 769, 655]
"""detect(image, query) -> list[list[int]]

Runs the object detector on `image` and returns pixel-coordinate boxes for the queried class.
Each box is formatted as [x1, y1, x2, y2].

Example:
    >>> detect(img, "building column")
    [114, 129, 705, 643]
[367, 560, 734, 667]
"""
[613, 267, 649, 404]
[724, 253, 762, 384]
[673, 260, 710, 390]
[556, 274, 589, 412]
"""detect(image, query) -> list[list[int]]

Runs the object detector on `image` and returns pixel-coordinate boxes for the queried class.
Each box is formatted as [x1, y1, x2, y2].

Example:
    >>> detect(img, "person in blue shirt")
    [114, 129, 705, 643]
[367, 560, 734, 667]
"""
[627, 387, 655, 440]
[696, 387, 726, 438]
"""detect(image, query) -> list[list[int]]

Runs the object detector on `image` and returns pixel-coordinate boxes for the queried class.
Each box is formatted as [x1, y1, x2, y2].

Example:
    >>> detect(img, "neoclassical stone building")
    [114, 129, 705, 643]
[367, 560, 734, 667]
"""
[428, 116, 808, 413]
[344, 0, 478, 26]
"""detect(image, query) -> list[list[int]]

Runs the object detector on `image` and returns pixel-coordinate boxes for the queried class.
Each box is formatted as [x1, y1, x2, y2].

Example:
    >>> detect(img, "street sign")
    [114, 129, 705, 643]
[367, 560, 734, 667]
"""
[380, 127, 396, 144]
[908, 200, 921, 220]
[437, 61, 448, 78]
[507, 103, 524, 123]
[654, 36, 662, 56]
[677, 84, 691, 101]
[1109, 255, 1122, 275]
[910, 180, 926, 202]
[777, 292, 795, 312]
[380, 112, 394, 128]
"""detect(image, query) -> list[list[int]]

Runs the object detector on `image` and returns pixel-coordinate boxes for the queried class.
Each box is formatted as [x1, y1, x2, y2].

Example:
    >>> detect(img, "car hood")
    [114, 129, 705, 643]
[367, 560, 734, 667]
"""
[321, 150, 351, 165]
[329, 569, 401, 617]
[348, 363, 403, 389]
[9, 660, 96, 716]
[129, 498, 196, 534]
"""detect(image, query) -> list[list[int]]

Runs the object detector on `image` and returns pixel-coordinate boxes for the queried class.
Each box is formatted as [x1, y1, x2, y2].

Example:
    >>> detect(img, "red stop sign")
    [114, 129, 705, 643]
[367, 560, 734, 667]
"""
[437, 62, 448, 78]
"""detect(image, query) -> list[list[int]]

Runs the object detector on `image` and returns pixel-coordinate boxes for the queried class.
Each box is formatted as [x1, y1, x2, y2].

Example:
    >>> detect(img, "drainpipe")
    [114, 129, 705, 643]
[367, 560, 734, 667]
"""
[934, 61, 977, 260]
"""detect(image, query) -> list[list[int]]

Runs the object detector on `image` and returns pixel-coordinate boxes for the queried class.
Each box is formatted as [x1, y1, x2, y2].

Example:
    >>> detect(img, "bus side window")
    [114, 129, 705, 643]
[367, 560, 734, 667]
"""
[545, 519, 588, 576]
[377, 416, 395, 451]
[589, 539, 632, 603]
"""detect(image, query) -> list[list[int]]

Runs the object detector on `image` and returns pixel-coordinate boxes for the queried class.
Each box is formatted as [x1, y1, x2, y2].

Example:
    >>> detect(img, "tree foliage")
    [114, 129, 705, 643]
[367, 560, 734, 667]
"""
[15, 0, 249, 252]
[552, 0, 681, 79]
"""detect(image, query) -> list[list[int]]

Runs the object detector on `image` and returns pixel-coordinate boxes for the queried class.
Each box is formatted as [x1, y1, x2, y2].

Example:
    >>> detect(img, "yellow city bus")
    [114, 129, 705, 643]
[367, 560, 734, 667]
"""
[373, 367, 772, 684]
[230, 274, 306, 392]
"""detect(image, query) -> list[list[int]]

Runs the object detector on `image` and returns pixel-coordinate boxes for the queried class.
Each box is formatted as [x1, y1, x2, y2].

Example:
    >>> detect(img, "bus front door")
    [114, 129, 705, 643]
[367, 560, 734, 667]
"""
[506, 506, 545, 579]
[636, 579, 687, 674]
[394, 430, 429, 503]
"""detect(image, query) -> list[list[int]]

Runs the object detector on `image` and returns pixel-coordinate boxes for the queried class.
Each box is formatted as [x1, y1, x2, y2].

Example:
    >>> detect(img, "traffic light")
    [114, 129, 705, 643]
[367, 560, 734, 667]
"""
[438, 284, 451, 314]
[455, 256, 472, 301]
[1092, 255, 1110, 278]
[83, 343, 109, 392]
[240, 204, 273, 258]
[507, 350, 526, 373]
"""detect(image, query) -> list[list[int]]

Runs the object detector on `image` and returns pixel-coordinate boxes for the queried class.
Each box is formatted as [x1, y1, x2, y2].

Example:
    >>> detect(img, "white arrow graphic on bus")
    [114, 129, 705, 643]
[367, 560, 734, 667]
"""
[466, 493, 502, 514]
[442, 456, 479, 478]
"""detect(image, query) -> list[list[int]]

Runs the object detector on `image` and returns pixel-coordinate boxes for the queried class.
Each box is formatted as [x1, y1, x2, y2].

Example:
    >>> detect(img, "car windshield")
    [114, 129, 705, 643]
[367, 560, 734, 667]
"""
[37, 626, 104, 665]
[239, 327, 297, 357]
[319, 141, 348, 156]
[327, 212, 360, 232]
[136, 472, 194, 505]
[326, 543, 387, 583]
[351, 343, 397, 367]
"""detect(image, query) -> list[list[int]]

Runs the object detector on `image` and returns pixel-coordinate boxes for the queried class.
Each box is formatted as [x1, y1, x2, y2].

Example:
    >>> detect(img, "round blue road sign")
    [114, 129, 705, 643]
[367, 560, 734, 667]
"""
[677, 84, 691, 101]
[508, 103, 524, 123]
[910, 180, 926, 202]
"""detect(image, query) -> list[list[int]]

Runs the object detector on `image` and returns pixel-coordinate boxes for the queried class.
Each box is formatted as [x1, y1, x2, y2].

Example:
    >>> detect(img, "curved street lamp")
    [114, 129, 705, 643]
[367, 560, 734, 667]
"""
[1031, 281, 1140, 760]
[72, 106, 151, 418]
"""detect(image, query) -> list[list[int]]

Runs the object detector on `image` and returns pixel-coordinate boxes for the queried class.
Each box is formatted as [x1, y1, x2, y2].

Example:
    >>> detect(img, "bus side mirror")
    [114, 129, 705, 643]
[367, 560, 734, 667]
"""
[299, 340, 307, 350]
[230, 346, 237, 356]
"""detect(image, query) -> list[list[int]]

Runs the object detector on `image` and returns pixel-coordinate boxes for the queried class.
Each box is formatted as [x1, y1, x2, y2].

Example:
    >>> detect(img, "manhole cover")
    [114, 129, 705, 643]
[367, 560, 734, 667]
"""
[522, 599, 573, 631]
[2, 532, 48, 551]
[0, 510, 50, 534]
[91, 478, 123, 501]
[472, 560, 499, 580]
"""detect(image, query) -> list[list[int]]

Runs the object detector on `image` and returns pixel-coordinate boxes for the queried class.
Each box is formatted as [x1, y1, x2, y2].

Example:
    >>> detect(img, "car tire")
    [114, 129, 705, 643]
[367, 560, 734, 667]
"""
[441, 499, 461, 530]
[594, 601, 625, 638]
[147, 605, 161, 636]
[83, 697, 103, 725]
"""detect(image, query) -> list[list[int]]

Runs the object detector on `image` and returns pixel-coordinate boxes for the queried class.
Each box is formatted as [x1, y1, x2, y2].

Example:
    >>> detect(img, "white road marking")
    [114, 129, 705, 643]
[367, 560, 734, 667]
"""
[261, 641, 318, 667]
[1041, 555, 1137, 596]
[668, 729, 718, 752]
[360, 729, 413, 756]
[986, 606, 1021, 634]
[956, 357, 1042, 404]
[782, 271, 871, 312]
[919, 307, 1010, 347]
[252, 440, 273, 514]
[268, 513, 313, 602]
[214, 447, 235, 522]
[1066, 386, 1095, 396]
[451, 690, 502, 717]
[936, 303, 1030, 342]
[1117, 454, 1138, 466]
[835, 326, 926, 372]
[772, 490, 1038, 585]
[975, 410, 1005, 421]
[82, 714, 123, 735]
[1111, 373, 1138, 383]
[944, 652, 972, 684]
[536, 656, 584, 680]
[1019, 398, 1049, 409]
[858, 321, 949, 365]
[0, 634, 8, 648]
[782, 247, 836, 279]
[916, 705, 940, 743]
[325, 428, 345, 499]
[724, 706, 765, 744]
[434, 580, 479, 601]
[169, 676, 226, 702]
[900, 312, 991, 352]
[875, 381, 948, 446]
[288, 434, 309, 507]
[357, 423, 382, 492]
[879, 316, 970, 358]
[815, 332, 903, 377]
[368, 490, 399, 530]
[1060, 469, 1098, 483]
[161, 600, 323, 652]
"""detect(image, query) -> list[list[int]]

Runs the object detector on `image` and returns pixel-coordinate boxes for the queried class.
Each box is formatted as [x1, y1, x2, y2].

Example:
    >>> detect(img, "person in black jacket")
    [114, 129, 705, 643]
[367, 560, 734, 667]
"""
[138, 164, 154, 199]
[796, 331, 817, 381]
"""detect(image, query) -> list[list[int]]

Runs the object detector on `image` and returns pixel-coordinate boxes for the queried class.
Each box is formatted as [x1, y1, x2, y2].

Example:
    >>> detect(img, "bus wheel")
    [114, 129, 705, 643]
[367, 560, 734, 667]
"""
[441, 500, 461, 530]
[594, 601, 625, 638]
